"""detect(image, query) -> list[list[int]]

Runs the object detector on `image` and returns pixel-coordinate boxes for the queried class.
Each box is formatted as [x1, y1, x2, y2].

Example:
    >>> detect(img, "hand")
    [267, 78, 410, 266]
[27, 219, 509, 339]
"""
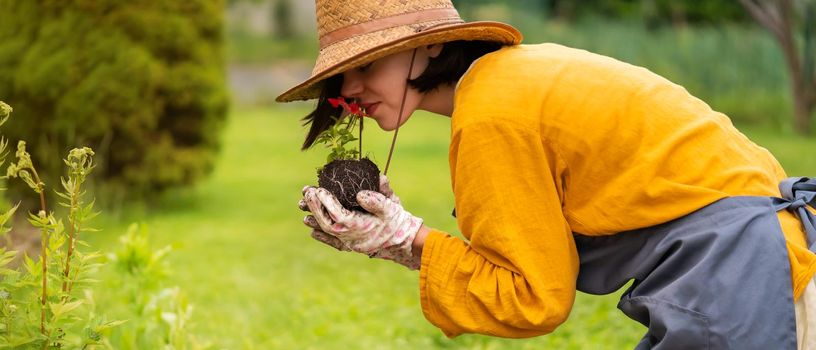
[298, 176, 423, 270]
[298, 176, 399, 213]
[378, 174, 401, 205]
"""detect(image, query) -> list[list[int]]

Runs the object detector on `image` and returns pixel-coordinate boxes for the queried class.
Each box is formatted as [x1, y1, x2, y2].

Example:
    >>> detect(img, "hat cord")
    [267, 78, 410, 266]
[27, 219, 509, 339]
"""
[384, 48, 418, 176]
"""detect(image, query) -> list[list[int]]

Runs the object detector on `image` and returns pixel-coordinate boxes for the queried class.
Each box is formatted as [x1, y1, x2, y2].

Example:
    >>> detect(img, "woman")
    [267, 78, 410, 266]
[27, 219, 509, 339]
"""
[281, 0, 816, 348]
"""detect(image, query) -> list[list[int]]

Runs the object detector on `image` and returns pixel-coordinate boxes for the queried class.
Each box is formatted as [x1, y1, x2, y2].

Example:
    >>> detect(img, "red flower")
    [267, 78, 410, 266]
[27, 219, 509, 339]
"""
[348, 101, 361, 115]
[328, 96, 366, 116]
[328, 97, 347, 109]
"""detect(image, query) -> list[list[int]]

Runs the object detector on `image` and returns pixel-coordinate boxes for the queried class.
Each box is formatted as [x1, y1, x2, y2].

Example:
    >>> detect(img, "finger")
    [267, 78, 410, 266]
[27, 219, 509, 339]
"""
[304, 188, 337, 232]
[310, 229, 350, 252]
[302, 185, 315, 195]
[379, 175, 394, 197]
[356, 190, 390, 216]
[298, 199, 310, 212]
[303, 215, 320, 229]
[378, 175, 401, 204]
[315, 188, 352, 223]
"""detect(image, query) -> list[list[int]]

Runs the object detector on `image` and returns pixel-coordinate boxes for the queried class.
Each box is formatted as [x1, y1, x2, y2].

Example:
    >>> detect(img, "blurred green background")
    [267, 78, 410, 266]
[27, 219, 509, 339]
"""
[2, 0, 816, 349]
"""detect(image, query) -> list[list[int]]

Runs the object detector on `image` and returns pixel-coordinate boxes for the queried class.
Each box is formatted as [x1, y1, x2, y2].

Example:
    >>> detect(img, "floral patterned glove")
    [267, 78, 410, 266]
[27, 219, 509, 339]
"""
[299, 176, 422, 270]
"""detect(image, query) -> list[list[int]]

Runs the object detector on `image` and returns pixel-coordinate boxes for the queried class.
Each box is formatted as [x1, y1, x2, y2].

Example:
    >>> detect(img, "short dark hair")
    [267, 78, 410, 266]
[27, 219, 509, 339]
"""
[300, 40, 504, 150]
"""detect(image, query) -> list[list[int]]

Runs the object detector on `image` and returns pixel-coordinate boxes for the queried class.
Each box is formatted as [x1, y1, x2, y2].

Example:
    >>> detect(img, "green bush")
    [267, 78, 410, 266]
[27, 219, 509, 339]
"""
[0, 100, 204, 348]
[0, 0, 229, 206]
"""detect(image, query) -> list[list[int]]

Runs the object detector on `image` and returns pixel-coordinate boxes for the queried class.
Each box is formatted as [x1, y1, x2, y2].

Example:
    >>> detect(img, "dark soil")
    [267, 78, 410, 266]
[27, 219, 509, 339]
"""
[318, 158, 381, 212]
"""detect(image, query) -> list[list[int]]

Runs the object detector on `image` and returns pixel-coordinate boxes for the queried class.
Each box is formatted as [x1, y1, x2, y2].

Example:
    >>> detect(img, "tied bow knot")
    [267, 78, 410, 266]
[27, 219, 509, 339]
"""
[775, 177, 816, 250]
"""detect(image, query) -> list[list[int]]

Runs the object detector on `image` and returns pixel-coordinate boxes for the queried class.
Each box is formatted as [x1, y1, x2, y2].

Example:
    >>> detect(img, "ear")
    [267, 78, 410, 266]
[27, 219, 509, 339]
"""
[426, 44, 444, 58]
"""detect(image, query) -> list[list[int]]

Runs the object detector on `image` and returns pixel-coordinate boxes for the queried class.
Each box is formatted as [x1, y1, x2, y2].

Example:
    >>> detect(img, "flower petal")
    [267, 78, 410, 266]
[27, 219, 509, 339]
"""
[348, 102, 361, 115]
[328, 97, 344, 108]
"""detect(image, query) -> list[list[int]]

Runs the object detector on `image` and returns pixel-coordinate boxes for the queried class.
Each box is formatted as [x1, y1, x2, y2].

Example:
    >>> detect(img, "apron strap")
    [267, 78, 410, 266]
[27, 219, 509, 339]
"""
[774, 177, 816, 251]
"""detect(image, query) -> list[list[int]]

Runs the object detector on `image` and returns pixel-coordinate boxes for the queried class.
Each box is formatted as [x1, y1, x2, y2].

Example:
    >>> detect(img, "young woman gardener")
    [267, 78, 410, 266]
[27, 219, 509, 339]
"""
[282, 1, 816, 348]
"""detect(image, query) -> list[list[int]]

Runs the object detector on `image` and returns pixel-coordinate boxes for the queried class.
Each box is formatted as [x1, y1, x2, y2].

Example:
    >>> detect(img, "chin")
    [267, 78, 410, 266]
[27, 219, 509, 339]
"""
[373, 118, 397, 131]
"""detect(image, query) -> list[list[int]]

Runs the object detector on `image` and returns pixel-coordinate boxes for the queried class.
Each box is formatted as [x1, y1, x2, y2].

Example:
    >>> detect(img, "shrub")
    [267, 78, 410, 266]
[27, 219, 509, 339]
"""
[0, 101, 205, 348]
[0, 0, 229, 206]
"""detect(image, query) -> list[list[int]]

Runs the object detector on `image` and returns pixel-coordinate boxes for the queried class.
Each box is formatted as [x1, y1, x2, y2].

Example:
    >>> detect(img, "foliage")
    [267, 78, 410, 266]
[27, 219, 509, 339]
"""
[314, 98, 366, 164]
[0, 101, 204, 349]
[0, 0, 230, 207]
[101, 223, 209, 349]
[314, 116, 361, 164]
[0, 101, 120, 348]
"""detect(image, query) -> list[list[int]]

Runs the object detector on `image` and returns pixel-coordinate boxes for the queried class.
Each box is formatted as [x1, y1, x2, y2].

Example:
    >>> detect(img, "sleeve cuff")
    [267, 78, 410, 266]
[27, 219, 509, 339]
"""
[419, 229, 465, 338]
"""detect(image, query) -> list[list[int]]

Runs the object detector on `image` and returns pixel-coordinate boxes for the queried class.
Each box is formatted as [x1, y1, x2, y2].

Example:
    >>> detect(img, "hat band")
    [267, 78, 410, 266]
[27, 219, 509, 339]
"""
[319, 8, 462, 49]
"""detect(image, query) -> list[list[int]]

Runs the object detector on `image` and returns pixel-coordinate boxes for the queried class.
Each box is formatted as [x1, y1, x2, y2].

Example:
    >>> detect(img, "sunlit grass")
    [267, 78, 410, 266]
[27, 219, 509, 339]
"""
[87, 106, 814, 349]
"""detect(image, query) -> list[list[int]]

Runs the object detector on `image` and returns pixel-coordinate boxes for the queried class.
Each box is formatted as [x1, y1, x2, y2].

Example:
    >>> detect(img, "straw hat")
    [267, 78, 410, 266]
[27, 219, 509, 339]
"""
[275, 0, 523, 102]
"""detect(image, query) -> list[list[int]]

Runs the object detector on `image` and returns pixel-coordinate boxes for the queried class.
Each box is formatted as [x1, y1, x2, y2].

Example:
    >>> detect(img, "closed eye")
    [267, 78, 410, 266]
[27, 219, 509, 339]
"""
[357, 62, 373, 72]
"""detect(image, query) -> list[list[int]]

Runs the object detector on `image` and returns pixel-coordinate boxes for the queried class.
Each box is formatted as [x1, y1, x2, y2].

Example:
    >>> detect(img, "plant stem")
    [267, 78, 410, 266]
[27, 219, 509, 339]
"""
[29, 168, 47, 336]
[4, 301, 10, 338]
[63, 221, 81, 295]
[358, 115, 363, 160]
[62, 180, 80, 295]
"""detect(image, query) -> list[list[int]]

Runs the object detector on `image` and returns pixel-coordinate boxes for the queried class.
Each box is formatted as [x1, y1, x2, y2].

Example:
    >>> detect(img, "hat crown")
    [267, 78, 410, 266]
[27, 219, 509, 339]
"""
[316, 0, 457, 38]
[277, 1, 521, 102]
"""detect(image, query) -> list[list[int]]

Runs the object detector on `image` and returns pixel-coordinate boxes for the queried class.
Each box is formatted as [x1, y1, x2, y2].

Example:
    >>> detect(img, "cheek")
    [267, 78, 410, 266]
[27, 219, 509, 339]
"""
[379, 92, 422, 131]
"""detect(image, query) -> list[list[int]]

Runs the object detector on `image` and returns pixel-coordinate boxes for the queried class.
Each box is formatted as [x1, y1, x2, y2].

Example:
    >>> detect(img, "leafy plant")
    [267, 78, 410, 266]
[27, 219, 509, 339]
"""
[314, 97, 366, 164]
[0, 0, 229, 203]
[0, 100, 207, 349]
[0, 100, 122, 349]
[101, 223, 209, 350]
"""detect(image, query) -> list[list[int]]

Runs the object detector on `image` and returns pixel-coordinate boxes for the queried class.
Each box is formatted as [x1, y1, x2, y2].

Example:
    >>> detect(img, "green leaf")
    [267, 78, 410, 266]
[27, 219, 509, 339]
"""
[0, 202, 20, 230]
[23, 253, 39, 276]
[0, 249, 17, 265]
[50, 300, 83, 319]
[99, 319, 128, 329]
[26, 212, 48, 227]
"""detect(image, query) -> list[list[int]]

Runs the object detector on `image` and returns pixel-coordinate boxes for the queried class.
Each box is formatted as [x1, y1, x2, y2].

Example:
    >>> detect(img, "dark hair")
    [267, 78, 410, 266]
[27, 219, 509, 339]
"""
[300, 40, 504, 150]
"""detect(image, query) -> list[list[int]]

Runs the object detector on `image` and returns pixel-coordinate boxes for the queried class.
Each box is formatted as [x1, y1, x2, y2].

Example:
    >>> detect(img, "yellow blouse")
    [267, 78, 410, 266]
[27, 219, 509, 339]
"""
[419, 43, 816, 338]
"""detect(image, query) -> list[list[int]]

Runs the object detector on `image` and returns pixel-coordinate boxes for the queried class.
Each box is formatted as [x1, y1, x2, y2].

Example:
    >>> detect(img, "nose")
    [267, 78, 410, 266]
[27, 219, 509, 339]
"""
[340, 70, 364, 98]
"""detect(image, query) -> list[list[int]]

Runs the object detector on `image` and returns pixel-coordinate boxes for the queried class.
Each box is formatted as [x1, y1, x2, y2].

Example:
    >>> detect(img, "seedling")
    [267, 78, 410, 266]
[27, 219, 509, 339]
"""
[314, 97, 381, 211]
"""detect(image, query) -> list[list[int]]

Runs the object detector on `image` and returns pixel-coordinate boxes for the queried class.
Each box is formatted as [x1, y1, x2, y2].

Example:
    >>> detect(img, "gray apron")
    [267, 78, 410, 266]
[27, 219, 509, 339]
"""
[574, 177, 816, 349]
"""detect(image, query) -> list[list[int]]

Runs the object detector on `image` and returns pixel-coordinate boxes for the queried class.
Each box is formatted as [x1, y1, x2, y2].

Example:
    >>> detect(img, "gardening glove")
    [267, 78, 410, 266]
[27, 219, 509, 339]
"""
[298, 176, 399, 212]
[298, 175, 403, 249]
[377, 175, 401, 205]
[299, 175, 402, 250]
[299, 178, 422, 270]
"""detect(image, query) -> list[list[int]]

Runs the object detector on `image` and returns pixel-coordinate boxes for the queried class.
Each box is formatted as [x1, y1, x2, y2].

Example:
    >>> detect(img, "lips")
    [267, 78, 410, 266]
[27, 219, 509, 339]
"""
[361, 102, 379, 116]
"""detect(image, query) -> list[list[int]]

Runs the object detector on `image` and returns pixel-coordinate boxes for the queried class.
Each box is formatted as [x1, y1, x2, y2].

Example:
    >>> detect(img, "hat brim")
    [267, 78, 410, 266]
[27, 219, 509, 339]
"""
[275, 21, 522, 103]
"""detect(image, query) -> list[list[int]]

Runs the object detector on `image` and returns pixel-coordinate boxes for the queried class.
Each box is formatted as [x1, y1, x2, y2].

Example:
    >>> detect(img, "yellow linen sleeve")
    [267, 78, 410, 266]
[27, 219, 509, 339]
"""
[419, 120, 579, 338]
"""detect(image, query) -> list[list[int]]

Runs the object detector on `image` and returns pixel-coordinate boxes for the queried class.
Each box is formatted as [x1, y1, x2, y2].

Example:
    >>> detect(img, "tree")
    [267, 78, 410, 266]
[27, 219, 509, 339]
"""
[0, 0, 229, 205]
[740, 0, 816, 135]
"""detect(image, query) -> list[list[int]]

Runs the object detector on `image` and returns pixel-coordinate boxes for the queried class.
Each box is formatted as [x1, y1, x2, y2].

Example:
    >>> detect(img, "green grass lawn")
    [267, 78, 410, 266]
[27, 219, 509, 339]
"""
[88, 105, 816, 349]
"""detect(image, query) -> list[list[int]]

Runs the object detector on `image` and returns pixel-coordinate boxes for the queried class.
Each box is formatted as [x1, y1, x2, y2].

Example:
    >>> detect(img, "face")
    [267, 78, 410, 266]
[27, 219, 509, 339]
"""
[340, 45, 442, 130]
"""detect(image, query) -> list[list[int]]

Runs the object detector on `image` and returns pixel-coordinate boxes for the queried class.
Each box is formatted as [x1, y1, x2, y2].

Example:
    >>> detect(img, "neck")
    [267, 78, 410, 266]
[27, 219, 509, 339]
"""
[418, 83, 455, 117]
